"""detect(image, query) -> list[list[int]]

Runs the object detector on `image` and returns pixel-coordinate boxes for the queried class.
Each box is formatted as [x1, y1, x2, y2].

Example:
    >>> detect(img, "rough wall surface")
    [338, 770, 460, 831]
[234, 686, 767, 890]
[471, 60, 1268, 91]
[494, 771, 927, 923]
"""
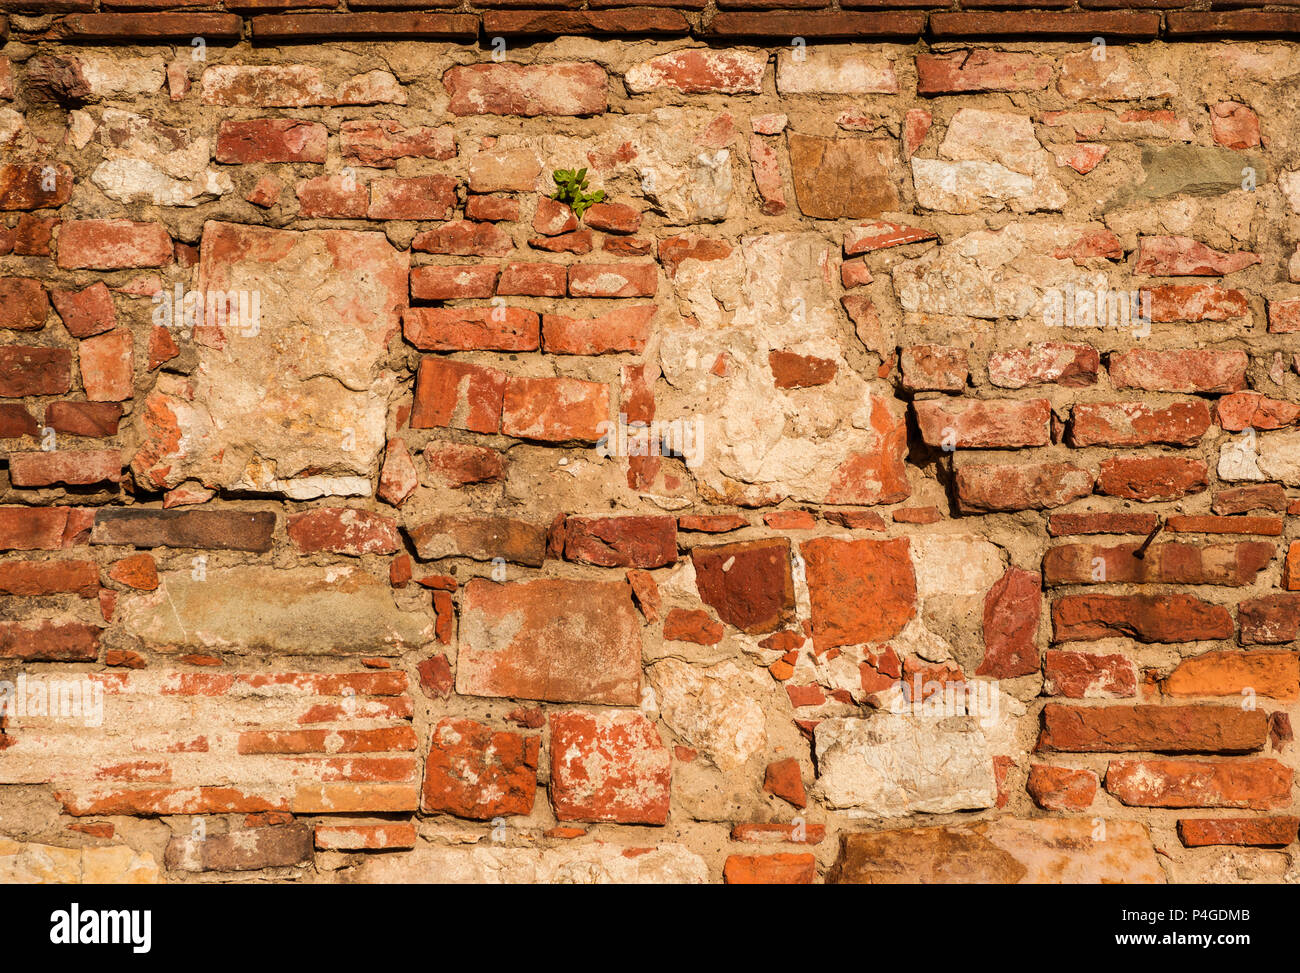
[2, 7, 1300, 884]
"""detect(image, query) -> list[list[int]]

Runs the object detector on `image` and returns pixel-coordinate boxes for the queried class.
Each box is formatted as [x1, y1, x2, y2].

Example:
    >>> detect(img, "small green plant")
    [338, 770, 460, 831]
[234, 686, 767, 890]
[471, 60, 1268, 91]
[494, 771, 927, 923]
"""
[551, 167, 605, 219]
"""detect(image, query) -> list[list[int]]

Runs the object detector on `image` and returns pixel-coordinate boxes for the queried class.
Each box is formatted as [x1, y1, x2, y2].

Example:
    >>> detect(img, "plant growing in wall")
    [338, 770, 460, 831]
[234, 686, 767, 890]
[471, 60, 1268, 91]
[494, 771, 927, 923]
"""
[551, 167, 605, 219]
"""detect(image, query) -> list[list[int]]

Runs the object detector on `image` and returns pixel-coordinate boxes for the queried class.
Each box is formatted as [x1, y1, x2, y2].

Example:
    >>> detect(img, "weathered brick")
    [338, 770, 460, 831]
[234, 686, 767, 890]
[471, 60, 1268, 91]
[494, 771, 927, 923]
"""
[625, 48, 766, 94]
[0, 559, 98, 597]
[802, 536, 915, 650]
[56, 220, 172, 270]
[1038, 703, 1269, 754]
[424, 441, 506, 487]
[1239, 594, 1300, 645]
[1096, 456, 1207, 501]
[988, 343, 1099, 389]
[1166, 651, 1299, 701]
[1069, 400, 1210, 447]
[340, 119, 454, 166]
[91, 509, 276, 552]
[1043, 540, 1273, 587]
[408, 514, 547, 567]
[403, 306, 539, 353]
[956, 461, 1093, 512]
[500, 375, 609, 443]
[914, 398, 1051, 449]
[1177, 817, 1299, 848]
[165, 824, 312, 872]
[444, 62, 607, 117]
[0, 277, 49, 331]
[1027, 765, 1098, 811]
[50, 283, 116, 339]
[1043, 650, 1138, 698]
[1105, 758, 1290, 809]
[0, 347, 71, 397]
[9, 450, 121, 487]
[1109, 349, 1248, 393]
[542, 305, 655, 355]
[549, 710, 672, 825]
[45, 401, 121, 438]
[216, 119, 327, 163]
[286, 507, 401, 557]
[563, 515, 677, 569]
[723, 853, 816, 885]
[978, 566, 1041, 678]
[410, 358, 507, 433]
[368, 175, 457, 221]
[916, 49, 1052, 95]
[421, 717, 539, 820]
[79, 330, 134, 402]
[691, 538, 795, 636]
[1052, 594, 1233, 643]
[0, 620, 100, 661]
[457, 578, 642, 705]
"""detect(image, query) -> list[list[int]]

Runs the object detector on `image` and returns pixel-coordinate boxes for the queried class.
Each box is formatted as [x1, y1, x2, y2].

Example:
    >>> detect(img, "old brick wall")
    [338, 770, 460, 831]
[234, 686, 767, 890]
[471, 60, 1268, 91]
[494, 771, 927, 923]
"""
[1, 4, 1300, 884]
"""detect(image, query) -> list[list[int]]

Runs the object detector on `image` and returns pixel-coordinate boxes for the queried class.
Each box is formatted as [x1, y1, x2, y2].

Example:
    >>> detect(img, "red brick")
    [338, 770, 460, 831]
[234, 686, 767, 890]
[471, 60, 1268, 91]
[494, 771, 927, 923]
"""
[0, 558, 98, 597]
[988, 343, 1099, 389]
[1267, 298, 1300, 334]
[9, 449, 121, 487]
[1166, 515, 1283, 536]
[412, 221, 514, 257]
[568, 262, 657, 298]
[1047, 511, 1158, 537]
[314, 822, 418, 851]
[497, 262, 567, 297]
[916, 49, 1051, 95]
[409, 514, 546, 567]
[678, 514, 747, 533]
[1038, 703, 1268, 754]
[1052, 594, 1233, 644]
[403, 306, 539, 352]
[0, 403, 38, 438]
[50, 282, 116, 339]
[1166, 10, 1300, 37]
[930, 10, 1160, 38]
[1135, 236, 1260, 277]
[0, 277, 49, 331]
[914, 398, 1050, 449]
[1147, 284, 1249, 323]
[956, 461, 1093, 512]
[215, 119, 327, 163]
[1069, 400, 1210, 447]
[59, 12, 243, 40]
[424, 440, 506, 487]
[767, 350, 837, 390]
[108, 552, 158, 591]
[0, 619, 100, 660]
[340, 119, 454, 167]
[295, 175, 368, 219]
[456, 578, 642, 705]
[444, 62, 608, 117]
[410, 358, 507, 433]
[1177, 817, 1299, 848]
[0, 506, 91, 550]
[79, 330, 133, 402]
[89, 509, 276, 552]
[691, 538, 794, 636]
[1239, 594, 1300, 645]
[368, 175, 458, 221]
[250, 11, 477, 40]
[57, 220, 172, 270]
[1213, 484, 1288, 516]
[662, 608, 723, 645]
[500, 375, 609, 443]
[377, 438, 418, 507]
[585, 202, 641, 234]
[45, 401, 121, 438]
[421, 717, 539, 820]
[1165, 651, 1299, 701]
[978, 566, 1041, 679]
[0, 348, 71, 398]
[723, 853, 816, 884]
[543, 305, 655, 355]
[1216, 392, 1300, 432]
[465, 195, 520, 222]
[410, 264, 499, 301]
[0, 163, 73, 211]
[1044, 540, 1273, 587]
[705, 11, 924, 39]
[532, 197, 578, 236]
[286, 507, 401, 556]
[417, 654, 454, 700]
[900, 345, 967, 392]
[802, 536, 915, 651]
[1106, 758, 1291, 809]
[1043, 650, 1138, 698]
[563, 515, 676, 569]
[1097, 456, 1207, 502]
[1027, 765, 1098, 810]
[1109, 349, 1248, 393]
[763, 757, 806, 809]
[549, 710, 672, 825]
[731, 822, 827, 844]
